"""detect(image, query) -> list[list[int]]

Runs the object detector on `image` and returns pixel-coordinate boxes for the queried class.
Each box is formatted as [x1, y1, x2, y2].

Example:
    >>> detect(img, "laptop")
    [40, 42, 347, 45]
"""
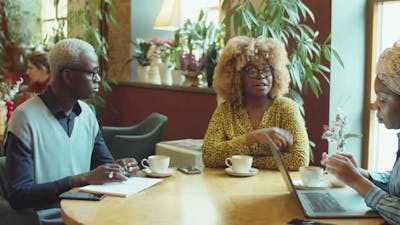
[265, 135, 380, 218]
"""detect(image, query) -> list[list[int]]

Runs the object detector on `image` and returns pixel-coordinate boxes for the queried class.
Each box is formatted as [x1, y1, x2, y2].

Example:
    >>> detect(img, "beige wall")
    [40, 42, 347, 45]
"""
[67, 0, 130, 80]
[107, 0, 131, 81]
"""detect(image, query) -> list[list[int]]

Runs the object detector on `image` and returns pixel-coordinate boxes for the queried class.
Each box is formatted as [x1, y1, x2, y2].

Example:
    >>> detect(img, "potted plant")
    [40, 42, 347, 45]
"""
[321, 108, 362, 186]
[178, 53, 206, 87]
[204, 21, 225, 87]
[172, 9, 225, 87]
[321, 108, 362, 153]
[0, 77, 24, 131]
[152, 39, 175, 85]
[129, 39, 152, 82]
[0, 0, 39, 75]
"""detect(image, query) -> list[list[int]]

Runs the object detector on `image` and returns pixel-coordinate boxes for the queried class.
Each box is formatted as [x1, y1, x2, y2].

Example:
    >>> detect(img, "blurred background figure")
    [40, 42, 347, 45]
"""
[14, 50, 51, 108]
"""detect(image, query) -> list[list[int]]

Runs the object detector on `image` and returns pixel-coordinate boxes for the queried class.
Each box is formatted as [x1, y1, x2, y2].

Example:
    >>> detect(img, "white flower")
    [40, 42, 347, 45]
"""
[0, 77, 24, 101]
[321, 108, 362, 152]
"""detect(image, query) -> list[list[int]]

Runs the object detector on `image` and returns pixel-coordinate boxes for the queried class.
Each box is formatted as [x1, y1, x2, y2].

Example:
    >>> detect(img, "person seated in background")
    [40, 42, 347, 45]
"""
[14, 50, 52, 108]
[322, 40, 400, 225]
[202, 36, 309, 170]
[4, 38, 139, 225]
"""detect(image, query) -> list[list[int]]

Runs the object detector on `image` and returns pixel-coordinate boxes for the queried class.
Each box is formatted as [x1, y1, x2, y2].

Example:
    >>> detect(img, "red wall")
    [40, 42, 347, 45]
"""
[100, 0, 332, 165]
[302, 0, 332, 164]
[99, 84, 217, 141]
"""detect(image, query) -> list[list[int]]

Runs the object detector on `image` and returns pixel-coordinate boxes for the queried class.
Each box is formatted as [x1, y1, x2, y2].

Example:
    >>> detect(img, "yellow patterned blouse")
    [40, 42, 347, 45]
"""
[202, 97, 309, 170]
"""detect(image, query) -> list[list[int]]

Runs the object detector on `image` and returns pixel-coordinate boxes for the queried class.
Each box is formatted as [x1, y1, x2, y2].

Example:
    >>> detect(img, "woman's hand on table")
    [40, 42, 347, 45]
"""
[321, 152, 371, 180]
[247, 127, 293, 150]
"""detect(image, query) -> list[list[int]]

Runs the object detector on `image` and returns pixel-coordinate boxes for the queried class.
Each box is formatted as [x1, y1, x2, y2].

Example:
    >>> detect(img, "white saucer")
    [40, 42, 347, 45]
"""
[225, 167, 259, 177]
[142, 168, 176, 178]
[293, 179, 331, 190]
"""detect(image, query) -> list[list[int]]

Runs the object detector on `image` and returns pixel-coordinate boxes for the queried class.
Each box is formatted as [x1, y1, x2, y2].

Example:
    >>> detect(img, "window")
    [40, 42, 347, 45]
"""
[365, 0, 400, 171]
[41, 0, 68, 39]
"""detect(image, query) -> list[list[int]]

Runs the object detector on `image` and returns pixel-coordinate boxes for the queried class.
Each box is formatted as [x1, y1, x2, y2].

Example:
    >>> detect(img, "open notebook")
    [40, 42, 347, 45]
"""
[79, 177, 162, 197]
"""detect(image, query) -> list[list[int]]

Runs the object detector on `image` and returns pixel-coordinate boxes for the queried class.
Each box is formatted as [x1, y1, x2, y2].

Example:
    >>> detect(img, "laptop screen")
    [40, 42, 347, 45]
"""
[266, 135, 380, 218]
[266, 134, 295, 193]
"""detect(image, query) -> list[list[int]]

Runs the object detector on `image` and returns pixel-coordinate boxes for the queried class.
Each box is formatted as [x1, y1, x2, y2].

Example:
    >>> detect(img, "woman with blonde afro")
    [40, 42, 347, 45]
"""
[203, 36, 309, 170]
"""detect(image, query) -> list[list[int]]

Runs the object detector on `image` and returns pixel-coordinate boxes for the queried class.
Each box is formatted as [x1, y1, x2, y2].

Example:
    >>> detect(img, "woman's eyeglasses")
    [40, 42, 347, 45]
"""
[241, 65, 273, 79]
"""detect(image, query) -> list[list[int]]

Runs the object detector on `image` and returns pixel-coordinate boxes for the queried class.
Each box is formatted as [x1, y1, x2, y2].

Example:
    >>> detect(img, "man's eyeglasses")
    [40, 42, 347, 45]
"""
[241, 65, 274, 79]
[64, 68, 100, 80]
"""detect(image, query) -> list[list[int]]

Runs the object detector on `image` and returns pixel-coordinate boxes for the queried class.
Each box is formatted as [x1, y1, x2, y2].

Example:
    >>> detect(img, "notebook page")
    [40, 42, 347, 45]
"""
[78, 177, 162, 197]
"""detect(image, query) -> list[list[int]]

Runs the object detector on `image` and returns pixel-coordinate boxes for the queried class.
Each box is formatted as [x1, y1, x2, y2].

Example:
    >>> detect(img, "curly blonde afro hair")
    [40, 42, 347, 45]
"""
[213, 36, 290, 105]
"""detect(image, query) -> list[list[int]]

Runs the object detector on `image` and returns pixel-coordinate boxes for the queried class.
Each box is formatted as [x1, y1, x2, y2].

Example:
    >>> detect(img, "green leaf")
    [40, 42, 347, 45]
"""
[322, 45, 331, 62]
[332, 48, 345, 68]
[198, 8, 205, 21]
[288, 89, 305, 115]
[96, 10, 103, 20]
[317, 64, 330, 73]
[311, 75, 322, 97]
[222, 4, 241, 24]
[247, 9, 259, 26]
[323, 33, 332, 45]
[298, 0, 315, 22]
[241, 10, 251, 29]
[110, 14, 117, 25]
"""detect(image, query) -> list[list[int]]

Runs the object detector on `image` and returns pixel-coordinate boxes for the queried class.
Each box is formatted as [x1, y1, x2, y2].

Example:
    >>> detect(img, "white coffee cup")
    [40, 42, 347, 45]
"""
[141, 155, 170, 173]
[225, 155, 253, 173]
[299, 166, 323, 187]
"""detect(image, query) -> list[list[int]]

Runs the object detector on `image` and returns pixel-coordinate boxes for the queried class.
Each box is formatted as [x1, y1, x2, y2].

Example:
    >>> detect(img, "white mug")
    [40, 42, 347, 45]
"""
[225, 155, 253, 173]
[299, 166, 323, 187]
[141, 155, 170, 173]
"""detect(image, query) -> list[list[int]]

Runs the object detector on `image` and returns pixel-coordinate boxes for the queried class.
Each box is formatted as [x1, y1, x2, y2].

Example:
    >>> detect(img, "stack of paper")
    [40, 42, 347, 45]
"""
[79, 177, 162, 197]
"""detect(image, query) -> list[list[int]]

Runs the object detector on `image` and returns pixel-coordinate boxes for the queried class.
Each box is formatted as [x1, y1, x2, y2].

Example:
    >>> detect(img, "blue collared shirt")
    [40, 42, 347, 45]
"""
[4, 87, 114, 210]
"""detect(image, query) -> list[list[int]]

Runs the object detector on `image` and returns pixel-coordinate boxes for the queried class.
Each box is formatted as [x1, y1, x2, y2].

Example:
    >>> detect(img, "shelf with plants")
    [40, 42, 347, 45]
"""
[130, 9, 225, 88]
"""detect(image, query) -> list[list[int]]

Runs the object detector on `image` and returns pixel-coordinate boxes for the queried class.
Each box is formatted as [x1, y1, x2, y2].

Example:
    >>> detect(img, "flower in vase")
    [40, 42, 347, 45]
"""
[321, 108, 362, 152]
[129, 38, 153, 66]
[151, 39, 175, 66]
[0, 77, 24, 101]
[178, 53, 205, 72]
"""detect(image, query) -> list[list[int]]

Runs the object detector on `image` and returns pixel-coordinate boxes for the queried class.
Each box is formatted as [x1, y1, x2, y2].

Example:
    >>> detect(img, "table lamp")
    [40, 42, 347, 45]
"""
[153, 0, 181, 31]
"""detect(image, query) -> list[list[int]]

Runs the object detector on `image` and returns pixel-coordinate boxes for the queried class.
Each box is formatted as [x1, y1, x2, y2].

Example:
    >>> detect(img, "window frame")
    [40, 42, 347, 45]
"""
[363, 0, 400, 169]
[41, 0, 68, 38]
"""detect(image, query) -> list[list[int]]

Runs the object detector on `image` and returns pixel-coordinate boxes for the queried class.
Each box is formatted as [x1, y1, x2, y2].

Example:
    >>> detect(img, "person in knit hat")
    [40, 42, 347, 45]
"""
[322, 40, 400, 225]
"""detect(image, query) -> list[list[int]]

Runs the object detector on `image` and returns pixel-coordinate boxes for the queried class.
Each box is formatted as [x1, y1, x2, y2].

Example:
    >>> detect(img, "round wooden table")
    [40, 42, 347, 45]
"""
[61, 168, 383, 225]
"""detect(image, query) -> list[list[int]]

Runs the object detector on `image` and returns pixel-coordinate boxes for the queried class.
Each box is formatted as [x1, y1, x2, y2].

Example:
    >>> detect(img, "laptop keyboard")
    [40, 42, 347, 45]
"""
[300, 192, 346, 213]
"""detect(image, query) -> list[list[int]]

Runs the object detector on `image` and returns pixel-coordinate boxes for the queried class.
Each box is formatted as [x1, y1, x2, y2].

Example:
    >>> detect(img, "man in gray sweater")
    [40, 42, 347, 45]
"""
[5, 38, 139, 225]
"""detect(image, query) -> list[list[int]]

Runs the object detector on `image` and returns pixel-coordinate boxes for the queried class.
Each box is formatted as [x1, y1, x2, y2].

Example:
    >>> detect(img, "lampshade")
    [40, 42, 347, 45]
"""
[153, 0, 181, 30]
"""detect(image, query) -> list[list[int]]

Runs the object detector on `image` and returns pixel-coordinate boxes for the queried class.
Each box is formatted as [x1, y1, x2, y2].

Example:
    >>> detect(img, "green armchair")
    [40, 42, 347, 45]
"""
[101, 113, 168, 164]
[0, 156, 39, 225]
